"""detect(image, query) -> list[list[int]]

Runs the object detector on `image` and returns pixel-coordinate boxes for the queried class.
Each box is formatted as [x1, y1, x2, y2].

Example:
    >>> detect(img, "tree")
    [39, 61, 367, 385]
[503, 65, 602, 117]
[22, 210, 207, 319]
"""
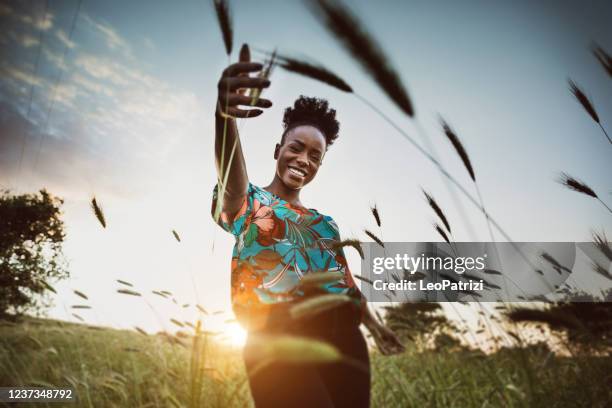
[0, 189, 68, 318]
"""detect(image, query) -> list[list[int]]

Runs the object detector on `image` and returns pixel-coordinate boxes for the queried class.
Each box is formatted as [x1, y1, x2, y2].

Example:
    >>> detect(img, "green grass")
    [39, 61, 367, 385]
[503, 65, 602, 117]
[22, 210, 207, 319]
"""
[0, 317, 249, 408]
[1, 317, 610, 407]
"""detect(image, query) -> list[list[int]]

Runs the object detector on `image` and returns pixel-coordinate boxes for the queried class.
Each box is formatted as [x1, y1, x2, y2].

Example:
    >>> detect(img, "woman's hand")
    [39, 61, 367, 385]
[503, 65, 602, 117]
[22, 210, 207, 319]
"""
[362, 309, 405, 356]
[367, 321, 405, 355]
[217, 43, 273, 118]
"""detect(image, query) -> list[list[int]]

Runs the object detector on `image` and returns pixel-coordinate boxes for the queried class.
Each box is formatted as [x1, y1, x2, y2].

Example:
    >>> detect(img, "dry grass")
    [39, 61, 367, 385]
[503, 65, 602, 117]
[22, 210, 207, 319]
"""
[117, 289, 142, 297]
[308, 0, 414, 116]
[298, 271, 344, 291]
[440, 118, 475, 182]
[213, 0, 233, 55]
[90, 197, 106, 228]
[591, 229, 612, 262]
[371, 204, 381, 227]
[73, 290, 88, 300]
[422, 189, 451, 234]
[592, 43, 612, 77]
[591, 261, 612, 280]
[433, 222, 451, 244]
[568, 79, 611, 144]
[246, 333, 344, 378]
[248, 48, 277, 106]
[558, 172, 597, 197]
[289, 293, 352, 319]
[354, 274, 374, 286]
[557, 172, 612, 212]
[364, 229, 385, 248]
[3, 317, 611, 407]
[557, 173, 612, 213]
[274, 52, 353, 92]
[330, 238, 365, 259]
[568, 79, 600, 123]
[170, 318, 184, 328]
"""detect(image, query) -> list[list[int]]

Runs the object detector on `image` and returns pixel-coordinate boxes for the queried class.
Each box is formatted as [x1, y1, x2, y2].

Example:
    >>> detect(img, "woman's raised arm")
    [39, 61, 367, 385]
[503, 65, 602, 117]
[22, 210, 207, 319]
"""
[213, 44, 272, 220]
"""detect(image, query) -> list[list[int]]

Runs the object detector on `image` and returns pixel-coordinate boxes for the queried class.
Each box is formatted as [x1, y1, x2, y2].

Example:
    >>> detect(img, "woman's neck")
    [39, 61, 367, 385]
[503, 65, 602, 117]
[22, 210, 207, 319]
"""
[264, 176, 303, 207]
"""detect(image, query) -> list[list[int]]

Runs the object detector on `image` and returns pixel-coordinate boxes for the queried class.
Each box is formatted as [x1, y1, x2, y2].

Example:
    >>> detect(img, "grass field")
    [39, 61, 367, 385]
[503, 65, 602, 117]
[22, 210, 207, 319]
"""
[1, 317, 610, 407]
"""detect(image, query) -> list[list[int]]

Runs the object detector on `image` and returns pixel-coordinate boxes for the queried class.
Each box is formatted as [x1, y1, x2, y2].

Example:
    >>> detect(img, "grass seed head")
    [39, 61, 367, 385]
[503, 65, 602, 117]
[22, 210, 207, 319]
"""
[213, 0, 233, 55]
[308, 0, 413, 115]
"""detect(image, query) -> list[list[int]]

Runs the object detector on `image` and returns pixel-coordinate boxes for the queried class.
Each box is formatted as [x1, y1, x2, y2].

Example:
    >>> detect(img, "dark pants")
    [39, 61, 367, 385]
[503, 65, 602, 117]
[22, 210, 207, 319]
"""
[242, 303, 371, 408]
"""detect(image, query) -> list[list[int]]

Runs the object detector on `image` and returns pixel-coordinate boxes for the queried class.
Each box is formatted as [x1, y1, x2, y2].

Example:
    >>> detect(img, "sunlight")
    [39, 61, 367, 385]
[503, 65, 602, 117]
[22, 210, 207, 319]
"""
[223, 323, 247, 347]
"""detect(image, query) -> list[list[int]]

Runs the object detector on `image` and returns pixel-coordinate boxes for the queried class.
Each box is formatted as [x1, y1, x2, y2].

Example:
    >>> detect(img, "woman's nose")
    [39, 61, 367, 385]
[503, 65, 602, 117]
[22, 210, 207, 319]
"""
[296, 153, 309, 167]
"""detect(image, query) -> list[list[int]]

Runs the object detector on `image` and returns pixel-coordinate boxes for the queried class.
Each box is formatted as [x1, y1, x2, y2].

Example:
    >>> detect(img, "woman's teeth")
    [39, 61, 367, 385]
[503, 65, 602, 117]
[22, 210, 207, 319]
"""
[289, 168, 306, 178]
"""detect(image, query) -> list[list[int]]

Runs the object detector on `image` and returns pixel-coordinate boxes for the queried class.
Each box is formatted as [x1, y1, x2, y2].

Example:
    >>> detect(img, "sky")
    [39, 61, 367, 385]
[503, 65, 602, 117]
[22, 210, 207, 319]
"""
[1, 0, 611, 347]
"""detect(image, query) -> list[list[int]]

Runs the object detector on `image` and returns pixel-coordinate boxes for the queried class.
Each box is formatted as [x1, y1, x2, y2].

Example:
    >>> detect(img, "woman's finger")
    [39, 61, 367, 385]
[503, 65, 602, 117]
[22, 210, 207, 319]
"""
[227, 94, 272, 108]
[237, 44, 251, 95]
[222, 62, 263, 77]
[221, 76, 270, 91]
[239, 43, 250, 63]
[225, 107, 263, 118]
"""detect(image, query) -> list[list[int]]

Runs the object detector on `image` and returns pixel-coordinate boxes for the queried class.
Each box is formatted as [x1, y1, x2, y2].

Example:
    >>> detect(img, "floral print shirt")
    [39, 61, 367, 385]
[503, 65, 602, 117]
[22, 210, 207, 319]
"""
[212, 182, 363, 331]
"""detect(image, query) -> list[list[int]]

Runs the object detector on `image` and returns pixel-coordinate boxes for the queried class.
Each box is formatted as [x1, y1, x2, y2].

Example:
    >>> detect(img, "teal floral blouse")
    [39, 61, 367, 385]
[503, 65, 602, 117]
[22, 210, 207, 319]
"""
[212, 182, 363, 330]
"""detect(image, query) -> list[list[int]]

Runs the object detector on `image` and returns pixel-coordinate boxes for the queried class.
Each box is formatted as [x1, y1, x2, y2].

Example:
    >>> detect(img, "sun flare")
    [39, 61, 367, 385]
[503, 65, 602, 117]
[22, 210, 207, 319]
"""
[223, 323, 247, 347]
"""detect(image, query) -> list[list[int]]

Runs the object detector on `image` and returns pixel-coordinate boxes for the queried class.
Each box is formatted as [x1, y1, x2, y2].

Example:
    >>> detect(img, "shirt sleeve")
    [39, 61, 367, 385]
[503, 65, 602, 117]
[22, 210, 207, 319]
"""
[211, 182, 255, 237]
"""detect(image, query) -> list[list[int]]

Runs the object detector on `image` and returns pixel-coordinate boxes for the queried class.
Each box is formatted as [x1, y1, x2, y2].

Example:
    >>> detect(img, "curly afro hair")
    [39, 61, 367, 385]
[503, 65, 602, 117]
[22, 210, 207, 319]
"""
[281, 95, 340, 149]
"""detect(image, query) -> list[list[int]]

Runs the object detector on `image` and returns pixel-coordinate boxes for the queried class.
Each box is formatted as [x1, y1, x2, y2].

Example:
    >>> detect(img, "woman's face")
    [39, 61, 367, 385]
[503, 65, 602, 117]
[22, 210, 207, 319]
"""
[274, 125, 326, 190]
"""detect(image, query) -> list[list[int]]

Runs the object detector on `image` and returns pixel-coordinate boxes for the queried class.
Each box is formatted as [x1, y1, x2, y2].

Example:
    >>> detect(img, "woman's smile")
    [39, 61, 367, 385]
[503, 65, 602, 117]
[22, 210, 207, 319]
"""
[288, 166, 308, 179]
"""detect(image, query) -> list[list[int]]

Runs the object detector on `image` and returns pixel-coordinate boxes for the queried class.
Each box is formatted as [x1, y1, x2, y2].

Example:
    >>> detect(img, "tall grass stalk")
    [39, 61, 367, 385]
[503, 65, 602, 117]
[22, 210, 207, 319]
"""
[306, 0, 480, 240]
[568, 79, 611, 145]
[558, 172, 612, 213]
[308, 0, 413, 116]
[354, 92, 541, 274]
[189, 320, 207, 408]
[213, 0, 232, 55]
[592, 43, 612, 78]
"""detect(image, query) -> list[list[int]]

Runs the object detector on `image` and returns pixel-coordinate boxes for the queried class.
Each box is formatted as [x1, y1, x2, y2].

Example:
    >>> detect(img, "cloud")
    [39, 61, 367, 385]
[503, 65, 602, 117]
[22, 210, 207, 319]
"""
[56, 29, 76, 49]
[0, 102, 154, 201]
[52, 83, 79, 108]
[11, 9, 54, 31]
[1, 65, 43, 87]
[43, 48, 68, 71]
[0, 4, 55, 53]
[1, 13, 204, 199]
[71, 73, 114, 97]
[20, 33, 40, 48]
[34, 12, 54, 31]
[82, 14, 131, 58]
[74, 54, 130, 86]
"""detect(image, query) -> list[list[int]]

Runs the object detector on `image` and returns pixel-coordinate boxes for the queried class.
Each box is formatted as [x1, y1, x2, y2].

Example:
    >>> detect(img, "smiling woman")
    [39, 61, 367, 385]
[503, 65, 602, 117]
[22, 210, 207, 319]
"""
[267, 96, 338, 205]
[211, 44, 404, 408]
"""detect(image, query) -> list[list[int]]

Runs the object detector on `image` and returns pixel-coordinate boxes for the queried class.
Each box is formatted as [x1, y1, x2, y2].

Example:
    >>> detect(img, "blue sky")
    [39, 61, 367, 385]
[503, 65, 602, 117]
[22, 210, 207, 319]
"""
[1, 0, 611, 345]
